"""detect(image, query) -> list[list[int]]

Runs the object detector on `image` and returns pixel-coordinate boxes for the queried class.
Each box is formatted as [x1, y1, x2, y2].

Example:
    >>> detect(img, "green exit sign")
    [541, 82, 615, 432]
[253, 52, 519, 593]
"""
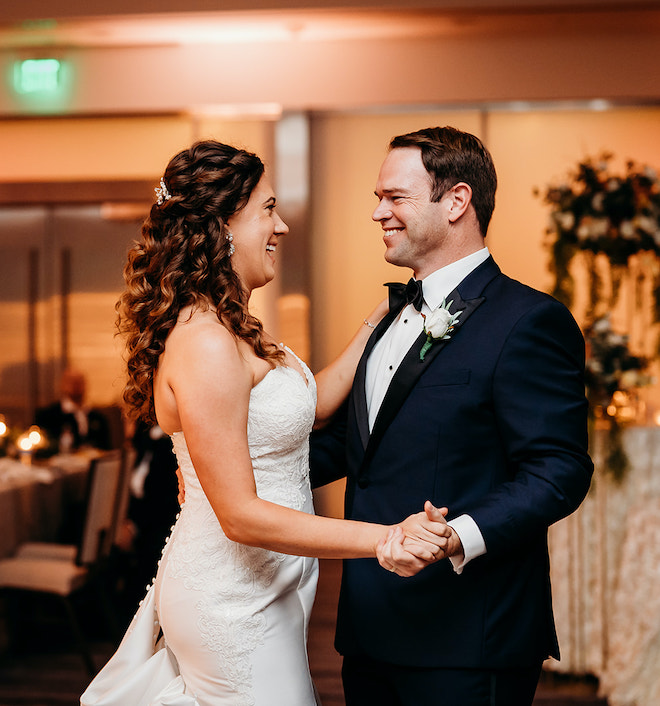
[13, 59, 62, 94]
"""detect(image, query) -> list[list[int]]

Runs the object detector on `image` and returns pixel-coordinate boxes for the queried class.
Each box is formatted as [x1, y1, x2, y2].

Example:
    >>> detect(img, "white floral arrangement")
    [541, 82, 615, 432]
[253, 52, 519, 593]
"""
[420, 299, 462, 361]
[539, 154, 660, 258]
[535, 153, 660, 311]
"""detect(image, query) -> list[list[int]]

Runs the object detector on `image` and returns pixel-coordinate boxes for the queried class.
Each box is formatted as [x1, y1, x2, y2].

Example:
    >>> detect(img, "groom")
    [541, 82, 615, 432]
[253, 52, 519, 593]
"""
[310, 126, 593, 706]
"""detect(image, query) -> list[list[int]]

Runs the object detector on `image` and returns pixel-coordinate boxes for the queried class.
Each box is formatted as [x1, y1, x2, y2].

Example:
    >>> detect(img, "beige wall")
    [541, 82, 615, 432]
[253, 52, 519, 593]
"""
[0, 116, 274, 181]
[0, 117, 193, 182]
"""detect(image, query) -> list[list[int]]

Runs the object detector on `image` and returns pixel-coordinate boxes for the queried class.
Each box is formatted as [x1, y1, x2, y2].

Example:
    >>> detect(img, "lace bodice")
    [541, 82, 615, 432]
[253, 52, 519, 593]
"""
[172, 354, 317, 514]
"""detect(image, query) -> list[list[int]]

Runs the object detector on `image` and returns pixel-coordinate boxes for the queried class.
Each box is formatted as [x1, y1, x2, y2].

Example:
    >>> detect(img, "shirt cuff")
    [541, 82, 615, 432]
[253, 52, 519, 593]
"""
[447, 514, 486, 574]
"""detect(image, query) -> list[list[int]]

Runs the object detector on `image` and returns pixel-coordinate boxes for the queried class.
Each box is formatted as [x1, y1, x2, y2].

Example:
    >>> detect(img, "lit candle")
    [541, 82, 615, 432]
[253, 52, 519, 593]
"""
[17, 433, 33, 465]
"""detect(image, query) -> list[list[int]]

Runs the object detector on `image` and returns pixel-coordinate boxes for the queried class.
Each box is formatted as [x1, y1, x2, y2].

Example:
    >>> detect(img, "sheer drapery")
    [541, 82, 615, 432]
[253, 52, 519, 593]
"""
[548, 427, 660, 705]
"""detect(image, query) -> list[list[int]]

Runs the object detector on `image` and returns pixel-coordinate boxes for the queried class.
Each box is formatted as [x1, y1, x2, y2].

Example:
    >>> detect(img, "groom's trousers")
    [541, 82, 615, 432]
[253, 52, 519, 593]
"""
[342, 655, 542, 706]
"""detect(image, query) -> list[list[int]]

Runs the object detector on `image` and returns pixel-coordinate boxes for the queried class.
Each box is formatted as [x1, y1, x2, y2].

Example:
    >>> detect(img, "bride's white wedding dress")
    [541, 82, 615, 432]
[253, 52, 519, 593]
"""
[81, 353, 320, 706]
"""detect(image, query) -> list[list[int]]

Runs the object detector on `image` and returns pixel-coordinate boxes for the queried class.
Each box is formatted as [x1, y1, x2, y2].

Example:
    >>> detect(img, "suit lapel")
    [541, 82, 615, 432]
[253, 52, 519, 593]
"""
[361, 257, 500, 466]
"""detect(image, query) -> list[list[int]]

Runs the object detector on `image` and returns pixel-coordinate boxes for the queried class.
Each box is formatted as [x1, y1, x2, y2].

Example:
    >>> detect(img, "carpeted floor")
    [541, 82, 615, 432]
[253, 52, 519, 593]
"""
[0, 559, 607, 706]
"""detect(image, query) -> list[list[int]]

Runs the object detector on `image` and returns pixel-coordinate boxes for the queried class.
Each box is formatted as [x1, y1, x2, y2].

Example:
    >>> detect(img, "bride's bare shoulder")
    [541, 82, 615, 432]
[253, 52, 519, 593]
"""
[167, 305, 238, 361]
[154, 306, 250, 431]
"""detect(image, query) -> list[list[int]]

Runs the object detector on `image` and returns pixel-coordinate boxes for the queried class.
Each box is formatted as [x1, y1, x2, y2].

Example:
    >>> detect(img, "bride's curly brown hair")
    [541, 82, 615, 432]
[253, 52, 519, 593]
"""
[117, 140, 285, 423]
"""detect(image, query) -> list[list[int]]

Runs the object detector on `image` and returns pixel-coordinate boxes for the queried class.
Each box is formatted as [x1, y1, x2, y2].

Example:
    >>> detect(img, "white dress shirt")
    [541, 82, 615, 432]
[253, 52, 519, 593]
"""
[365, 247, 490, 572]
[61, 396, 89, 437]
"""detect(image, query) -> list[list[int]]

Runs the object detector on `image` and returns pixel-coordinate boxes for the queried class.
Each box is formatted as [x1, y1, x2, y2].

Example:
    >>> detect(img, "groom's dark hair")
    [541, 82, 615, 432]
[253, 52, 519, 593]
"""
[390, 126, 497, 237]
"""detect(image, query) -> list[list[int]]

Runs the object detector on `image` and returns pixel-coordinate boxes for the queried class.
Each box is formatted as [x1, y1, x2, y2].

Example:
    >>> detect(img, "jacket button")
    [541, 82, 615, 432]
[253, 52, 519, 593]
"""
[357, 477, 369, 489]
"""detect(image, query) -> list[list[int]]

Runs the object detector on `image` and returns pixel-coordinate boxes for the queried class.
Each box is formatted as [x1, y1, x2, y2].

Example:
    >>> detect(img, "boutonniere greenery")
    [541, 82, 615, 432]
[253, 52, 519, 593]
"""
[420, 299, 462, 361]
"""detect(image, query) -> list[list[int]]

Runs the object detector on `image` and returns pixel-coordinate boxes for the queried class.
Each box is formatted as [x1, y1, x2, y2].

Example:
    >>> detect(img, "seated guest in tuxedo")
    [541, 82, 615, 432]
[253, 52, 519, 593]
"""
[35, 368, 112, 455]
[118, 420, 180, 613]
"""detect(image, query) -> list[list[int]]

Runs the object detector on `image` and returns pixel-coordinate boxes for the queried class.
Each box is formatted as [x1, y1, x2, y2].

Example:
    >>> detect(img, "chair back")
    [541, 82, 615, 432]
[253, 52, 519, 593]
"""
[76, 451, 122, 566]
[112, 444, 137, 545]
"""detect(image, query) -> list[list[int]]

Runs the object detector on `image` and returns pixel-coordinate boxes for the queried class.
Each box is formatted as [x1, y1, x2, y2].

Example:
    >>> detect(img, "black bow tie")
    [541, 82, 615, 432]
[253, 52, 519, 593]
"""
[386, 278, 425, 312]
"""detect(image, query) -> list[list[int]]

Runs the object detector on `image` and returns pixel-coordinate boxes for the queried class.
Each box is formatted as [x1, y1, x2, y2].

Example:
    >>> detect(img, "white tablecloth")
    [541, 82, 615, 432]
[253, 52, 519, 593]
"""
[0, 454, 90, 559]
[548, 426, 660, 705]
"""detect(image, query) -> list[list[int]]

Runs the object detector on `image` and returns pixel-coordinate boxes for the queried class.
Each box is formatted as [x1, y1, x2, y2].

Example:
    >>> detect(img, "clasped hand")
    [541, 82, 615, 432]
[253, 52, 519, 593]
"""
[377, 501, 458, 577]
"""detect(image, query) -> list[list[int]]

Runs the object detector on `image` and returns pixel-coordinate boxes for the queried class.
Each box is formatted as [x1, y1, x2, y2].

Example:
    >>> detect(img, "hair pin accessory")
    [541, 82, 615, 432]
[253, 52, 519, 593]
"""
[155, 178, 172, 205]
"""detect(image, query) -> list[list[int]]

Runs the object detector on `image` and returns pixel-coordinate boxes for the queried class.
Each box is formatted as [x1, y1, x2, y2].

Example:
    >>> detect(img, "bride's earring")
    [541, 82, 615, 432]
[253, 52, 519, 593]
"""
[226, 231, 235, 257]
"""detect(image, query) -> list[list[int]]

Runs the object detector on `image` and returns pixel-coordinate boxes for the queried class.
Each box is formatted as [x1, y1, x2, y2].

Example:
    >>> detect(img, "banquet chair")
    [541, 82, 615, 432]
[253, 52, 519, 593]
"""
[113, 444, 137, 546]
[14, 444, 137, 561]
[0, 450, 123, 674]
[10, 445, 139, 623]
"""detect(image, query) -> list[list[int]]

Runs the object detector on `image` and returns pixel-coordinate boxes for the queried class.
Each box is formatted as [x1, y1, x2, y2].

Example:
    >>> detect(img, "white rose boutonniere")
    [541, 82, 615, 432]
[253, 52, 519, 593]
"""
[420, 299, 462, 361]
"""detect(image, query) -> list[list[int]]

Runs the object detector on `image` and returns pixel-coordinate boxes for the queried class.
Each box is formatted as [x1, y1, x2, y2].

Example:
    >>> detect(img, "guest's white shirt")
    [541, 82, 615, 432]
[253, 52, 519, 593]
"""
[365, 247, 490, 573]
[61, 396, 89, 437]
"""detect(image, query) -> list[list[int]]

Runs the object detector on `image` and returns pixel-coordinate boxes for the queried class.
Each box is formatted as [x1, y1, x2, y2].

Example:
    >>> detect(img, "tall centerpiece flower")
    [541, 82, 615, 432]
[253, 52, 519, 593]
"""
[534, 154, 660, 329]
[420, 299, 462, 361]
[536, 155, 660, 483]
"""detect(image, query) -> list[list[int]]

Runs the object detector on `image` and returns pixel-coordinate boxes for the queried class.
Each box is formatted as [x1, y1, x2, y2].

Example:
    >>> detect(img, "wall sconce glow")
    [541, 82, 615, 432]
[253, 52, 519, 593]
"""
[13, 58, 62, 94]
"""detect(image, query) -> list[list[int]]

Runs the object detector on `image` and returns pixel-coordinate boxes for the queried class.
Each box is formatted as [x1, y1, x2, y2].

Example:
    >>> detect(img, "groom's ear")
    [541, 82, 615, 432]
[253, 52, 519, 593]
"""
[446, 182, 472, 223]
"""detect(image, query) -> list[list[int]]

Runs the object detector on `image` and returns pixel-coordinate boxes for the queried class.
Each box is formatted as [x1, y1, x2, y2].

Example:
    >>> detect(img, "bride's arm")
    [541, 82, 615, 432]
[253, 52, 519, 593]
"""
[161, 319, 448, 571]
[313, 297, 388, 429]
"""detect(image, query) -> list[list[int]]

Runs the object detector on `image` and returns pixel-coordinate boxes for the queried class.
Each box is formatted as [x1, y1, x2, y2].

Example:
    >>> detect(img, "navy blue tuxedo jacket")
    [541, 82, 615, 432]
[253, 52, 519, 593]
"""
[310, 256, 593, 669]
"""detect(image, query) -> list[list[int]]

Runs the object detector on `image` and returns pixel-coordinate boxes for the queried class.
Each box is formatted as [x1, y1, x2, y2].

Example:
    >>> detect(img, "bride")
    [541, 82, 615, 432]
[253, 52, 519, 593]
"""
[81, 140, 450, 706]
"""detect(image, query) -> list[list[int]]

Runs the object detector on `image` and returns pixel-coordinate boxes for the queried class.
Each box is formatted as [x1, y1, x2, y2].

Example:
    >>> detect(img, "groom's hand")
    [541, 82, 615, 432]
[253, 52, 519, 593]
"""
[400, 502, 451, 557]
[422, 501, 464, 563]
